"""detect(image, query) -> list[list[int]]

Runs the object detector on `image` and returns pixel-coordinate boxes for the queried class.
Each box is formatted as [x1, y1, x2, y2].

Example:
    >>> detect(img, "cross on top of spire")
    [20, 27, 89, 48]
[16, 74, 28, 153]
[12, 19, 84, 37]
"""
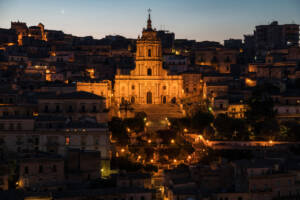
[147, 8, 152, 30]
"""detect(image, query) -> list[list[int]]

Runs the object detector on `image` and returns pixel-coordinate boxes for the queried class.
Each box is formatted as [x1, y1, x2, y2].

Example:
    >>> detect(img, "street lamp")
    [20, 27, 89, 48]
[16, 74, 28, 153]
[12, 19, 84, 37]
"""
[148, 139, 152, 144]
[170, 139, 175, 144]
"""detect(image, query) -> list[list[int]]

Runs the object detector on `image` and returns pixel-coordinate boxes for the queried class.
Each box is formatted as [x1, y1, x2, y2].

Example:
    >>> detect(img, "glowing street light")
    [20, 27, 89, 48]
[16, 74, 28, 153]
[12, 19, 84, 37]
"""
[173, 159, 177, 163]
[171, 139, 175, 144]
[143, 117, 147, 121]
[126, 127, 130, 132]
[148, 139, 152, 144]
[150, 159, 154, 163]
[183, 128, 188, 133]
[269, 140, 273, 144]
[121, 148, 125, 153]
[187, 155, 191, 160]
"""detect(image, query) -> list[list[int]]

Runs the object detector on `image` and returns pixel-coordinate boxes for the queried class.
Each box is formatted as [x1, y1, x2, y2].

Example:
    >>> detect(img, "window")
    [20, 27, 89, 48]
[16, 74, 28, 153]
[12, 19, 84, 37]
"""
[68, 105, 73, 112]
[132, 85, 135, 90]
[93, 105, 97, 112]
[24, 166, 29, 174]
[17, 123, 22, 130]
[52, 165, 57, 172]
[39, 165, 43, 173]
[44, 105, 49, 113]
[55, 105, 60, 112]
[147, 68, 152, 76]
[148, 49, 151, 57]
[65, 136, 70, 145]
[9, 123, 14, 130]
[81, 105, 86, 112]
[163, 86, 166, 90]
[131, 96, 135, 104]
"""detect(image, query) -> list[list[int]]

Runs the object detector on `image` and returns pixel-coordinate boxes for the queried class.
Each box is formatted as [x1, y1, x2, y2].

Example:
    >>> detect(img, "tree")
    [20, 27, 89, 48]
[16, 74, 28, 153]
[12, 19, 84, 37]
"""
[191, 110, 214, 132]
[109, 117, 129, 145]
[214, 114, 250, 140]
[245, 84, 279, 140]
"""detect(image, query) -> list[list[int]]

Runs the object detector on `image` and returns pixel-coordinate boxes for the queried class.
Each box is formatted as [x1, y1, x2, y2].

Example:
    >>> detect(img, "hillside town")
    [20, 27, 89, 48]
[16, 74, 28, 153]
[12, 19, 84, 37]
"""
[0, 9, 300, 200]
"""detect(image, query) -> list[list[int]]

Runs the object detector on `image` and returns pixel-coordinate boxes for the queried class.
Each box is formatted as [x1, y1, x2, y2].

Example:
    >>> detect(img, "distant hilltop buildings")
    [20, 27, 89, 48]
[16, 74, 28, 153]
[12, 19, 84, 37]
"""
[0, 13, 299, 200]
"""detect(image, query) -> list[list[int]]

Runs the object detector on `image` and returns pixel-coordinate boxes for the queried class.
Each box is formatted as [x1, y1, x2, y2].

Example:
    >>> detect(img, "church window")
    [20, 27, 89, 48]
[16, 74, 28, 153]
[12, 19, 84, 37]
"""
[121, 97, 125, 105]
[132, 85, 135, 90]
[163, 86, 166, 90]
[147, 68, 152, 76]
[131, 96, 135, 104]
[148, 49, 151, 57]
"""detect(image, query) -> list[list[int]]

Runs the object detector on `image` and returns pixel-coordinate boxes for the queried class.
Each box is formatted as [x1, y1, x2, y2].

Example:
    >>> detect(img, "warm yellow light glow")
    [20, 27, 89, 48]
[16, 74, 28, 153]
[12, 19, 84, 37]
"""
[183, 128, 188, 133]
[171, 139, 175, 144]
[145, 122, 149, 126]
[138, 155, 141, 159]
[199, 135, 203, 140]
[7, 42, 15, 46]
[101, 168, 104, 172]
[150, 159, 154, 163]
[126, 127, 130, 132]
[187, 155, 191, 160]
[245, 78, 256, 87]
[143, 117, 147, 121]
[147, 139, 152, 144]
[173, 159, 177, 163]
[33, 112, 39, 117]
[168, 122, 171, 126]
[269, 140, 273, 144]
[121, 148, 125, 153]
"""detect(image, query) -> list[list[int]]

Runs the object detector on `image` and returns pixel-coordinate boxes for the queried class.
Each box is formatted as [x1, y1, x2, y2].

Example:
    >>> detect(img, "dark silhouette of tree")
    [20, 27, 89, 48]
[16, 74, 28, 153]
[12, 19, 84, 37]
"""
[245, 84, 279, 140]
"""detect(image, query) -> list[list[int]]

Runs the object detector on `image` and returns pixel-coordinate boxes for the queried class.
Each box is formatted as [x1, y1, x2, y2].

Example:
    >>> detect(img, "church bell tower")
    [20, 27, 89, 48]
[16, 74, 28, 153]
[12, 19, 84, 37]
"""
[133, 9, 165, 76]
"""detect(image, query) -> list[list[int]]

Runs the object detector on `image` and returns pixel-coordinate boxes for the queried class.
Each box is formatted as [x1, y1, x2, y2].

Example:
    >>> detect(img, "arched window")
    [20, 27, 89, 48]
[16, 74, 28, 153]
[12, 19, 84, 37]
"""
[148, 49, 151, 57]
[121, 97, 125, 105]
[147, 68, 152, 76]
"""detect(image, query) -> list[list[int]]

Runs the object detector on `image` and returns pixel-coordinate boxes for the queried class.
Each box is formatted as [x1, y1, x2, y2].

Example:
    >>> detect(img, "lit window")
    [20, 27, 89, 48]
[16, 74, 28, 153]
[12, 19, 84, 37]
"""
[65, 136, 70, 145]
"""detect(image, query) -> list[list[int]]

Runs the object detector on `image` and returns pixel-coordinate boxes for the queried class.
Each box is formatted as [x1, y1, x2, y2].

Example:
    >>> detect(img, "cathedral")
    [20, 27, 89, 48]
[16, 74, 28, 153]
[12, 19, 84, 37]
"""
[114, 12, 183, 105]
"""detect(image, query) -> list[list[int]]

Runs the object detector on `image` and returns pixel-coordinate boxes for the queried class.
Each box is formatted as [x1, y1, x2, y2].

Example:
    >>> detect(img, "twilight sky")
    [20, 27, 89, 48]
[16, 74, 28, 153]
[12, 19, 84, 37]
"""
[0, 0, 299, 42]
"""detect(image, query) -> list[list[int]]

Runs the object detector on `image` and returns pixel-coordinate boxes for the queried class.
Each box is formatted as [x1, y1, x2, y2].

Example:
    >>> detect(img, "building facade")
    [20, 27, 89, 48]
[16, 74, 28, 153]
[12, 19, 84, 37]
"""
[114, 13, 183, 105]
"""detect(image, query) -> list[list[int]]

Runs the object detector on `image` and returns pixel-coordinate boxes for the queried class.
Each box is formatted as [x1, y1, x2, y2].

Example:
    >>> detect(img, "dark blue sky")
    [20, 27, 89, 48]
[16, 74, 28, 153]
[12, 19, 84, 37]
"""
[0, 0, 299, 42]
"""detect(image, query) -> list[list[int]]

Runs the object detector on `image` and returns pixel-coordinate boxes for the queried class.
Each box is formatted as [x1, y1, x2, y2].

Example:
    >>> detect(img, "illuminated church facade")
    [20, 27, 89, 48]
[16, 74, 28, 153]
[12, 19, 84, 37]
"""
[114, 12, 184, 105]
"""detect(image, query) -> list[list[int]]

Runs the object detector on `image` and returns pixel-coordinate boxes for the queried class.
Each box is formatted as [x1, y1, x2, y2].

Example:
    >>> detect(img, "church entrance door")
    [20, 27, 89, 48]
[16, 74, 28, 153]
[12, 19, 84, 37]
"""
[147, 92, 152, 104]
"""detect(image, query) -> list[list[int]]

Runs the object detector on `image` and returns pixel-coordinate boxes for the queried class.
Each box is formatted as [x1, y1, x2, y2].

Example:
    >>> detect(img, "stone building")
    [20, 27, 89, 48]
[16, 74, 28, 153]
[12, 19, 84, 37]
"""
[114, 13, 183, 105]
